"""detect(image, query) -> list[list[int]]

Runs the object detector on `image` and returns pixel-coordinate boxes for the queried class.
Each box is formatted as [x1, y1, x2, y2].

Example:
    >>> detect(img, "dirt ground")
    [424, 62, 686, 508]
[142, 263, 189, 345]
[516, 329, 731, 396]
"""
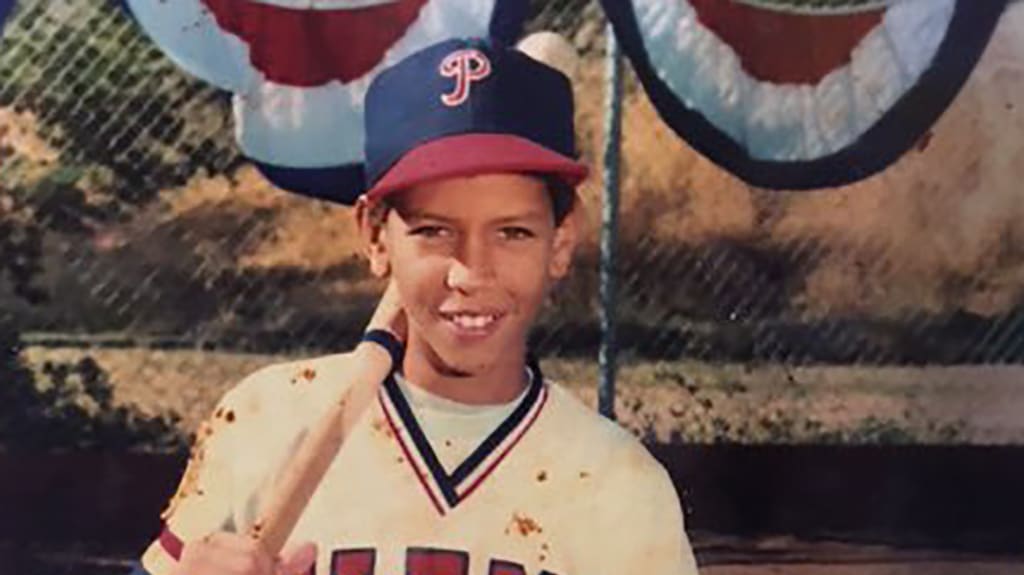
[692, 535, 1024, 574]
[704, 564, 1024, 574]
[21, 346, 1024, 445]
[11, 538, 1023, 575]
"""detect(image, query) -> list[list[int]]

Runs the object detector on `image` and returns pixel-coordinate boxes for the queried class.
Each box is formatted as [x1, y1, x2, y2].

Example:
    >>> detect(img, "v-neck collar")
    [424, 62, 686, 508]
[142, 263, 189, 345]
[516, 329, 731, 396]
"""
[378, 360, 548, 516]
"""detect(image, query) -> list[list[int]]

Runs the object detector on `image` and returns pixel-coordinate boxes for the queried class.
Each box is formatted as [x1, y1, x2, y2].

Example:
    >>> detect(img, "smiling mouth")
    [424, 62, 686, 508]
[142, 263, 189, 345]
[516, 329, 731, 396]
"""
[439, 311, 505, 333]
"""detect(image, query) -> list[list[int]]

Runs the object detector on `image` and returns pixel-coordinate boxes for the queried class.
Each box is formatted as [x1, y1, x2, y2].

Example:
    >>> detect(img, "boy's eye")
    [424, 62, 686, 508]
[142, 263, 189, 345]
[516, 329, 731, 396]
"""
[409, 225, 451, 238]
[499, 227, 536, 240]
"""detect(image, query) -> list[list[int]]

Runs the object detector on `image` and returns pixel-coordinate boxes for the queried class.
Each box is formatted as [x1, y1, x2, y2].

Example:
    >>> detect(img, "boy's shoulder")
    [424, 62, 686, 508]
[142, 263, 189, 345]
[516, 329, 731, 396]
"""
[228, 350, 359, 400]
[180, 351, 366, 501]
[540, 381, 669, 484]
[212, 351, 362, 435]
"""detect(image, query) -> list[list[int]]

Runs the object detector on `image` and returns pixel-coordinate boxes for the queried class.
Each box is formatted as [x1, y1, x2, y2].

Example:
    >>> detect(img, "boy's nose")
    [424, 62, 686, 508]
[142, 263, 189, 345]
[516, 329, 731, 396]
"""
[446, 239, 496, 293]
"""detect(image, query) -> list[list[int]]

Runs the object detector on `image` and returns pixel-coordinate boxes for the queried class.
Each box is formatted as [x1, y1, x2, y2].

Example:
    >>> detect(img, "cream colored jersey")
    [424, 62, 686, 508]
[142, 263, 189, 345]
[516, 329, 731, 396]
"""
[139, 352, 699, 575]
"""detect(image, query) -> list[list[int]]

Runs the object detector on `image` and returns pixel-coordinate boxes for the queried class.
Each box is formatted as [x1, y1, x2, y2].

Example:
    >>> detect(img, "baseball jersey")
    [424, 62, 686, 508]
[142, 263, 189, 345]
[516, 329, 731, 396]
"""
[139, 352, 700, 575]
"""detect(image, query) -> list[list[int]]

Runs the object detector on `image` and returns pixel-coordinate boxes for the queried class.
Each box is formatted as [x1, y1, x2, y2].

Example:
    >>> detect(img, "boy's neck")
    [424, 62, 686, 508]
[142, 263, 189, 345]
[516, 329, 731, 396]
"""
[400, 338, 530, 406]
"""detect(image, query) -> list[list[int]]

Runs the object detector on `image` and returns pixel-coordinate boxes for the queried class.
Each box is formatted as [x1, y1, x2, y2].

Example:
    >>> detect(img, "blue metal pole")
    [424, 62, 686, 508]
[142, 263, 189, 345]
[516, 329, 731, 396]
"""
[598, 22, 623, 421]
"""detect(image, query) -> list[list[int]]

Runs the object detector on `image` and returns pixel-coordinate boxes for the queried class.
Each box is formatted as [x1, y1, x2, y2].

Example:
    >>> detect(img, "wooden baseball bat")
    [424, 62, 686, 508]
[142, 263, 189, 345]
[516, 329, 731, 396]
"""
[248, 342, 392, 554]
[250, 279, 404, 553]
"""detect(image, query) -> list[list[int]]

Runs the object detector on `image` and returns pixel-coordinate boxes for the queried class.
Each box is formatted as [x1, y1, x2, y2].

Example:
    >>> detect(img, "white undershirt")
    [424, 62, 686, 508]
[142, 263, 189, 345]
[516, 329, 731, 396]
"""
[394, 370, 532, 473]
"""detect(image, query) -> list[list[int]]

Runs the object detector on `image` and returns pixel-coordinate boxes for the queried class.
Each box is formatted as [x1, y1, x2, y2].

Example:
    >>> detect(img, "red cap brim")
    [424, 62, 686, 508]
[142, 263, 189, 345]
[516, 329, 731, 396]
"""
[364, 133, 589, 201]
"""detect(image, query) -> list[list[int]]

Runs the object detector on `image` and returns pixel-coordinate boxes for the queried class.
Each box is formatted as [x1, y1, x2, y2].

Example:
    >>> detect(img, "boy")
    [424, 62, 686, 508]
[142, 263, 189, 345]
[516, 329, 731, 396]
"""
[136, 37, 699, 575]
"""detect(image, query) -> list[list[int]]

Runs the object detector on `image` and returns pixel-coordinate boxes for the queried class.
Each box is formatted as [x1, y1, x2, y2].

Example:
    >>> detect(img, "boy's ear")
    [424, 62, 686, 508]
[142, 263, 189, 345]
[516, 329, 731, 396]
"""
[549, 205, 579, 280]
[355, 196, 391, 278]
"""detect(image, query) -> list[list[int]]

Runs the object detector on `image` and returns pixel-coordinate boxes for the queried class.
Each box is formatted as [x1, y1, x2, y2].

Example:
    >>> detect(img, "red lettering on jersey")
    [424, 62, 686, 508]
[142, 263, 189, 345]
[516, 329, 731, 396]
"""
[489, 560, 526, 575]
[326, 547, 559, 575]
[407, 547, 469, 575]
[489, 560, 559, 575]
[332, 548, 376, 575]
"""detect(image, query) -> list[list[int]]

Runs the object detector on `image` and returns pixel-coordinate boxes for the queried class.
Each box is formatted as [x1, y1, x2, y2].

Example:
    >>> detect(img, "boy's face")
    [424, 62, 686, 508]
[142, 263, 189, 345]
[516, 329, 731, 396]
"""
[360, 173, 577, 377]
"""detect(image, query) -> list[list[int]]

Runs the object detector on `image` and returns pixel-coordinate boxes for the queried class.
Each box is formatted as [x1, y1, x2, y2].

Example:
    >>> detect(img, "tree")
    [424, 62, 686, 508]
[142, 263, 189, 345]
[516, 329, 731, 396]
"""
[0, 1, 212, 451]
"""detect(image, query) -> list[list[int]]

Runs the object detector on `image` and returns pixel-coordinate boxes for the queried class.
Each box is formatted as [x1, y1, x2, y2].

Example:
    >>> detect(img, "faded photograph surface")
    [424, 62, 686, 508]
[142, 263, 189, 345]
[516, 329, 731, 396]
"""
[1, 1, 1022, 574]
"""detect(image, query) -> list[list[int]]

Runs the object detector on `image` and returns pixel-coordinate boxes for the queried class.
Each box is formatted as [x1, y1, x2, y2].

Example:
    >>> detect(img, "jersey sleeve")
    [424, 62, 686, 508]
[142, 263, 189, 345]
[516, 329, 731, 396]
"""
[140, 387, 245, 575]
[596, 458, 700, 575]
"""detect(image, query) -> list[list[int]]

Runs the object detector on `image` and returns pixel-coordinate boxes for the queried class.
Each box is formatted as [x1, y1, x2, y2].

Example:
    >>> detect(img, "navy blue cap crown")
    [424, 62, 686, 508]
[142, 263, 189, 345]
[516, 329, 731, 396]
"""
[363, 37, 578, 188]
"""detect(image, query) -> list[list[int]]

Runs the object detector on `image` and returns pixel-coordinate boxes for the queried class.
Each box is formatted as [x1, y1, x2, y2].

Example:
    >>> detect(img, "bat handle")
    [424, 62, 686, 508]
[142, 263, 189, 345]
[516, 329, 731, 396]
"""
[249, 338, 398, 555]
[249, 397, 349, 555]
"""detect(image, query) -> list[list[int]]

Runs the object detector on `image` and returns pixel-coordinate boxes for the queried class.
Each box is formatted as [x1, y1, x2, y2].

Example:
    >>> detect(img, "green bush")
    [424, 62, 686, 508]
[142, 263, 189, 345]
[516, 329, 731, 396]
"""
[0, 1, 238, 204]
[0, 327, 185, 451]
[0, 3, 193, 450]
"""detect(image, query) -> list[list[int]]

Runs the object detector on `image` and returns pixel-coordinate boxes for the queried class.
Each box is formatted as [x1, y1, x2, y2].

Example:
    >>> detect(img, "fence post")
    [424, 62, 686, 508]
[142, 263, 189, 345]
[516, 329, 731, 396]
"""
[598, 21, 624, 421]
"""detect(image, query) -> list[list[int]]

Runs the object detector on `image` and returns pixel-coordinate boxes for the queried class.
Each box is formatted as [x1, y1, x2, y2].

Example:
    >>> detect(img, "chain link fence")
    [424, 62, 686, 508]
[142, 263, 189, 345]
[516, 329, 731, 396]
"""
[2, 0, 1024, 446]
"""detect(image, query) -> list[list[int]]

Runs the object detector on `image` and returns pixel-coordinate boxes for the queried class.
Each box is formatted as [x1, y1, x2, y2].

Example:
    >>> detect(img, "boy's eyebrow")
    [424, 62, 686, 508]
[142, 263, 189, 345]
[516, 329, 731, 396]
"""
[401, 209, 550, 224]
[490, 211, 550, 224]
[399, 209, 455, 223]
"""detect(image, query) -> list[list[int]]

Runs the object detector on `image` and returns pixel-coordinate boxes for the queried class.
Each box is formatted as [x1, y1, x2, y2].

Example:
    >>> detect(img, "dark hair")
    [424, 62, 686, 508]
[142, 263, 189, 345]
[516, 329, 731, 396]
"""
[541, 175, 576, 227]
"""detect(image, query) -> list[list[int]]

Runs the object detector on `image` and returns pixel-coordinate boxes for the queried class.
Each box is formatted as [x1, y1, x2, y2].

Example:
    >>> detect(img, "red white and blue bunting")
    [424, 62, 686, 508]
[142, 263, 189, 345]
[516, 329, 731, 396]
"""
[123, 0, 528, 203]
[601, 0, 1010, 190]
[0, 0, 14, 34]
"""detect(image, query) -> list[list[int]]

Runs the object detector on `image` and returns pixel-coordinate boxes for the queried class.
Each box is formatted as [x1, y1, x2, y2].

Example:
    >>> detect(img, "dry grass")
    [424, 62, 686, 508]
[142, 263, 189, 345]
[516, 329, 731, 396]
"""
[162, 167, 364, 272]
[0, 108, 58, 162]
[21, 347, 1024, 445]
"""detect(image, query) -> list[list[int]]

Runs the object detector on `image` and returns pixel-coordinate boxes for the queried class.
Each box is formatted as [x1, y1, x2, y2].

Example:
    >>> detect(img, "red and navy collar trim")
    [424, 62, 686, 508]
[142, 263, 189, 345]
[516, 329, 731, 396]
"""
[378, 361, 548, 516]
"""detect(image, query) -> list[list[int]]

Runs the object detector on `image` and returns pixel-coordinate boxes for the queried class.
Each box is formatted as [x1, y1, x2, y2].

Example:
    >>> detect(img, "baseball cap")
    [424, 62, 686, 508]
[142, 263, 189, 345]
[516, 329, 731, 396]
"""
[362, 37, 589, 201]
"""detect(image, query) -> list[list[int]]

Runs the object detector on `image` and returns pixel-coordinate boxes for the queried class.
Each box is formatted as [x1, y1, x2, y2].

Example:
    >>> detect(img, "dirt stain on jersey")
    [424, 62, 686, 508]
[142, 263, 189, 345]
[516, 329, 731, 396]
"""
[372, 419, 395, 439]
[225, 410, 236, 423]
[506, 513, 543, 537]
[291, 367, 317, 384]
[578, 471, 590, 479]
[536, 470, 548, 483]
[161, 424, 212, 520]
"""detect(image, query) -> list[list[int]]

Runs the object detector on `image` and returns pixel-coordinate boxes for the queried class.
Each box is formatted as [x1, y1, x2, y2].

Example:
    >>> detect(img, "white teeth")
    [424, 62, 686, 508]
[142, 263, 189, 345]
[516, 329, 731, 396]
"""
[448, 313, 498, 330]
